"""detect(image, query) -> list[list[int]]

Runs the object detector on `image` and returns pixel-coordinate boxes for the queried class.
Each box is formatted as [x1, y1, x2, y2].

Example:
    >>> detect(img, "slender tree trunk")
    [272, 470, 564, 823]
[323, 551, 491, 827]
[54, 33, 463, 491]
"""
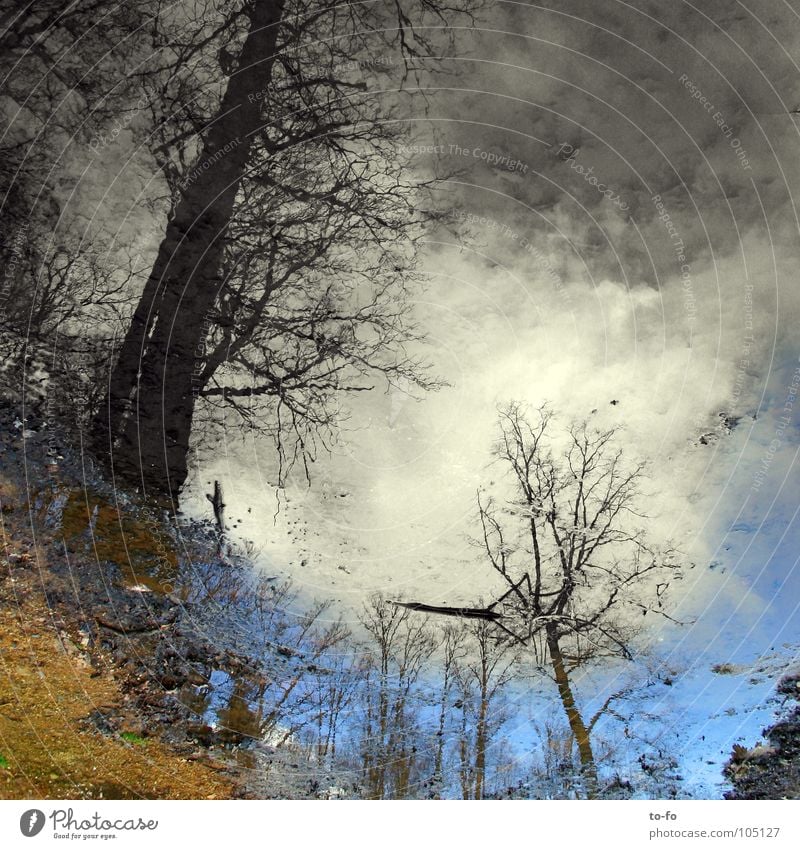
[546, 623, 598, 798]
[386, 694, 410, 798]
[365, 666, 390, 800]
[474, 695, 488, 800]
[395, 740, 412, 799]
[92, 0, 286, 498]
[432, 695, 447, 796]
[458, 704, 471, 800]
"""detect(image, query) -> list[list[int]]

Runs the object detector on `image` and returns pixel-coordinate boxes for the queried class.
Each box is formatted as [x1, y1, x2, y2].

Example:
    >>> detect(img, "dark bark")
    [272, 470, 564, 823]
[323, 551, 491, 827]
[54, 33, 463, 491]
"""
[474, 694, 488, 800]
[391, 601, 503, 621]
[546, 623, 598, 798]
[206, 479, 226, 530]
[92, 0, 286, 499]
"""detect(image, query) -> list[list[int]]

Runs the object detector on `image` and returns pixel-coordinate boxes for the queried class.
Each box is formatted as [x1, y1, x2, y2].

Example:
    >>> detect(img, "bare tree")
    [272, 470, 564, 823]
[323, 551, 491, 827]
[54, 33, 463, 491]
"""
[0, 2, 157, 413]
[307, 649, 364, 768]
[0, 1, 153, 231]
[393, 402, 684, 797]
[89, 0, 479, 499]
[471, 402, 683, 796]
[454, 617, 517, 799]
[208, 575, 354, 745]
[358, 593, 436, 799]
[0, 234, 142, 419]
[428, 623, 467, 798]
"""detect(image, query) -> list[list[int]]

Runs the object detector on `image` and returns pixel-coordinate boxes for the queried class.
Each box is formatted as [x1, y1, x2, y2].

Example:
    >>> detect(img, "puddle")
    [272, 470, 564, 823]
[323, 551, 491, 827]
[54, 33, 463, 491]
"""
[180, 669, 267, 744]
[57, 487, 178, 592]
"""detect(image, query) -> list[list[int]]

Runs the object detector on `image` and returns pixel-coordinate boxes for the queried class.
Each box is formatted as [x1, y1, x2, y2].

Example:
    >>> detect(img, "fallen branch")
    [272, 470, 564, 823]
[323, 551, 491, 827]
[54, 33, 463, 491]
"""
[390, 600, 503, 621]
[206, 480, 226, 534]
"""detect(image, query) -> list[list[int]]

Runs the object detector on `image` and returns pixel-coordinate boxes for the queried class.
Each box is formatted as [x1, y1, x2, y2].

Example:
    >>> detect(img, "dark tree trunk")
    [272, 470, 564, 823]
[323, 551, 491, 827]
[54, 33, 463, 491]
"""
[546, 623, 598, 798]
[92, 0, 286, 499]
[474, 694, 488, 800]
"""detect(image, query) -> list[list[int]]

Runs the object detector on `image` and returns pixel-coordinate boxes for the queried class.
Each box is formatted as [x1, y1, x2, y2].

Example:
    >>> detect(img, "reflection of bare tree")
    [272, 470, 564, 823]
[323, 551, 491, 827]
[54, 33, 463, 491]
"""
[308, 651, 364, 767]
[358, 594, 436, 799]
[215, 677, 264, 743]
[533, 714, 580, 798]
[223, 577, 353, 746]
[429, 624, 466, 798]
[455, 618, 518, 799]
[0, 2, 159, 418]
[0, 1, 153, 237]
[479, 403, 684, 796]
[398, 402, 684, 797]
[88, 0, 479, 495]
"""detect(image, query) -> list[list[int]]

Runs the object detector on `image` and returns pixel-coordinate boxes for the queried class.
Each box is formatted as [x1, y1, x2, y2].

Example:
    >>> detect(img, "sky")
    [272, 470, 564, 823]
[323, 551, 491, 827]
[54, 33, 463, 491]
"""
[186, 0, 800, 628]
[9, 0, 800, 802]
[180, 0, 800, 788]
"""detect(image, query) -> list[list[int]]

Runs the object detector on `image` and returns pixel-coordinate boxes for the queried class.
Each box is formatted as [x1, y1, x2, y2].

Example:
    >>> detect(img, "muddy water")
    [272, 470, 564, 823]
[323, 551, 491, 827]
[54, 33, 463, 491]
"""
[56, 487, 178, 593]
[52, 487, 274, 745]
